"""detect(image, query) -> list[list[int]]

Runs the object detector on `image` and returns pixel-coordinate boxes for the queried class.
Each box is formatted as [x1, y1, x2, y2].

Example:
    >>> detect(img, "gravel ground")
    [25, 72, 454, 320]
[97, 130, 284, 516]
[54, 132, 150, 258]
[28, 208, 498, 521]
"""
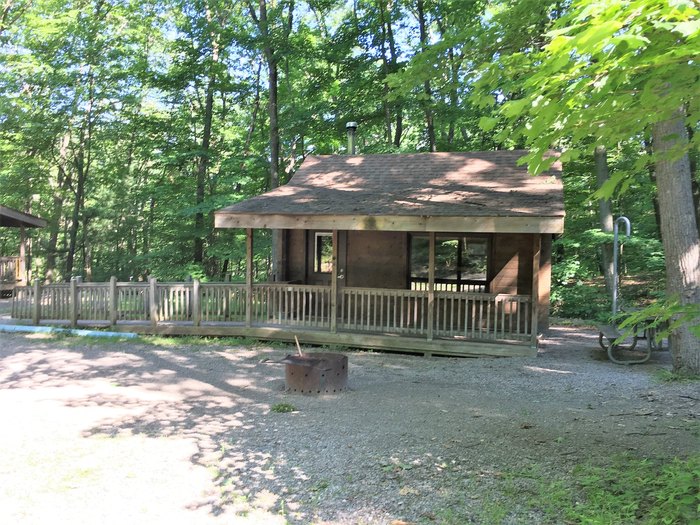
[0, 320, 698, 524]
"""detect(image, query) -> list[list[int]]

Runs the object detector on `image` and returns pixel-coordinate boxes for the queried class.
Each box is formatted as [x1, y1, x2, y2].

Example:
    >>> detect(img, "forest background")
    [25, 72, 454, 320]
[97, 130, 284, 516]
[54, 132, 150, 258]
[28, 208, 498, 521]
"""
[1, 0, 697, 325]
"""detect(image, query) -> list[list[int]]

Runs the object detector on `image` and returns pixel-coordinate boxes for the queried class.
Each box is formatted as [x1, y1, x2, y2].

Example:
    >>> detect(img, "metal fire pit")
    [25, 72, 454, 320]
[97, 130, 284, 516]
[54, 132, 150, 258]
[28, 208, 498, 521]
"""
[280, 352, 348, 394]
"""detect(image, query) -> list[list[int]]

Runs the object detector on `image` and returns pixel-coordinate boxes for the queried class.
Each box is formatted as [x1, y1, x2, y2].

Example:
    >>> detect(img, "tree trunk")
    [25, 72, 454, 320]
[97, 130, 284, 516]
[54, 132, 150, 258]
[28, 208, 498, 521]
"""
[416, 0, 435, 152]
[46, 132, 70, 282]
[248, 0, 292, 281]
[652, 112, 700, 375]
[65, 148, 86, 279]
[194, 65, 216, 264]
[595, 145, 614, 295]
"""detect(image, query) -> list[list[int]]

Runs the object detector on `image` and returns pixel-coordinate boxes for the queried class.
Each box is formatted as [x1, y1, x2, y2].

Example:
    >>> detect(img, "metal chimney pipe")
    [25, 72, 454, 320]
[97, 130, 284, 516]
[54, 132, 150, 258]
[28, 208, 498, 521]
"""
[346, 121, 358, 154]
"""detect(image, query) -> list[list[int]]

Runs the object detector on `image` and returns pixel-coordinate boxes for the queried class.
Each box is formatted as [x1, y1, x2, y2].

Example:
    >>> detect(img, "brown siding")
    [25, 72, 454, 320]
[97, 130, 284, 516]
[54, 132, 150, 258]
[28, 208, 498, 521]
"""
[286, 229, 306, 282]
[490, 233, 533, 296]
[346, 231, 407, 288]
[538, 234, 553, 330]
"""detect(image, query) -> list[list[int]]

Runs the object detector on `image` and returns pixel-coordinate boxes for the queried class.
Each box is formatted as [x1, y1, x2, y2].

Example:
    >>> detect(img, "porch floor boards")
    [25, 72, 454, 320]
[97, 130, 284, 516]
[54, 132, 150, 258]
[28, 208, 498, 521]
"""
[16, 318, 535, 358]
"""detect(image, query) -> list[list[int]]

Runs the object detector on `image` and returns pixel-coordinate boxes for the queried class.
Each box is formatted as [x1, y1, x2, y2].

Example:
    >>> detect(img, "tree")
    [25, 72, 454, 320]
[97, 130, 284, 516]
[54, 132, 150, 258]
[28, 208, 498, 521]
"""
[473, 0, 699, 373]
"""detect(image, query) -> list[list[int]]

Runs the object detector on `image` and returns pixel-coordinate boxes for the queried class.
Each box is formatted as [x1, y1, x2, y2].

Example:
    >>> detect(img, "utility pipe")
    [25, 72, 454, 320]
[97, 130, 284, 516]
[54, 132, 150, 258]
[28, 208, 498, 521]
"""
[612, 216, 631, 317]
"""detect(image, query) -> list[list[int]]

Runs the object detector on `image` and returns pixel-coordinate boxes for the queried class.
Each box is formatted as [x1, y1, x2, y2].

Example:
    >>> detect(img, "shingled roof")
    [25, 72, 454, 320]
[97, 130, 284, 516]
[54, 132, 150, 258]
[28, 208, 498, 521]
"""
[215, 150, 564, 233]
[0, 205, 47, 228]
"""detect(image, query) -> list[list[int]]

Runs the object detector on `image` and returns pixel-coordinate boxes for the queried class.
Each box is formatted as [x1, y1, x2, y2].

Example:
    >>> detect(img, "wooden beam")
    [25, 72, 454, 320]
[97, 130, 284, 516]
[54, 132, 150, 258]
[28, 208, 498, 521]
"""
[215, 213, 565, 234]
[427, 231, 435, 341]
[531, 234, 541, 347]
[330, 229, 338, 333]
[246, 228, 253, 327]
[0, 205, 47, 228]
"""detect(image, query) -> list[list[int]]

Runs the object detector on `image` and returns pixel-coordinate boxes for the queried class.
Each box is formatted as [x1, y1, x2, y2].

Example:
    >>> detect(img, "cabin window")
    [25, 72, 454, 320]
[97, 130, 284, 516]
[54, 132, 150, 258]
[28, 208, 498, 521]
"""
[410, 235, 488, 292]
[314, 232, 333, 273]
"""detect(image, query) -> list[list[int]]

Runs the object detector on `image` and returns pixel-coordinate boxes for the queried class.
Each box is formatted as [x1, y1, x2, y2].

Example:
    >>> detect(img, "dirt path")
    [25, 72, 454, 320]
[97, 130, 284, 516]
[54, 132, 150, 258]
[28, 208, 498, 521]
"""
[0, 327, 697, 524]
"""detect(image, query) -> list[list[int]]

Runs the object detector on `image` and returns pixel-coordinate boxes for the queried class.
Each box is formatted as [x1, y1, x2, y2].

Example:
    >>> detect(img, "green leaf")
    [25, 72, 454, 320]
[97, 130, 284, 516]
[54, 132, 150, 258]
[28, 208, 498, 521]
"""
[478, 116, 499, 132]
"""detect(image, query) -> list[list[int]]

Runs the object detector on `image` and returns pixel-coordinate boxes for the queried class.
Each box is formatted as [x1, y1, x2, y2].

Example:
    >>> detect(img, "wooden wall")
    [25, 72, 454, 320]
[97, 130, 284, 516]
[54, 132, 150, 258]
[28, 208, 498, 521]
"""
[286, 229, 306, 282]
[346, 231, 408, 288]
[490, 233, 533, 296]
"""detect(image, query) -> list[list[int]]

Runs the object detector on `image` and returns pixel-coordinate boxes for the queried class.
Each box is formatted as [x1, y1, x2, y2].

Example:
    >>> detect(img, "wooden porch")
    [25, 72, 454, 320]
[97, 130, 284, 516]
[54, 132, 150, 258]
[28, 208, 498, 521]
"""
[11, 278, 536, 357]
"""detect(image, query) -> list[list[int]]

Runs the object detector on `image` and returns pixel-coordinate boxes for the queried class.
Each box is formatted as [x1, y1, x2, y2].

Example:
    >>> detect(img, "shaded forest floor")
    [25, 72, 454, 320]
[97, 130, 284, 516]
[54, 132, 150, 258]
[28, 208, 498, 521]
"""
[0, 325, 697, 524]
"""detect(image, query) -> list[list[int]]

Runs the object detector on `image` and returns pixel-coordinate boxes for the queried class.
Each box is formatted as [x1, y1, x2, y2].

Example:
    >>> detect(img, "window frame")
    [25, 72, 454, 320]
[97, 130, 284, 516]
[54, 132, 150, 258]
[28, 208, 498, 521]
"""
[313, 231, 333, 274]
[409, 233, 491, 292]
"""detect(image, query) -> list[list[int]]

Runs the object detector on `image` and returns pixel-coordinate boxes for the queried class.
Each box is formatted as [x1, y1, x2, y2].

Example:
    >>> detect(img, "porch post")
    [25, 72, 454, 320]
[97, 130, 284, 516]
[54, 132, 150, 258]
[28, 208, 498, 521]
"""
[109, 276, 118, 326]
[149, 277, 158, 328]
[19, 226, 26, 285]
[531, 234, 541, 347]
[246, 228, 253, 327]
[70, 276, 82, 328]
[330, 229, 338, 333]
[427, 232, 435, 341]
[192, 279, 201, 327]
[32, 278, 41, 325]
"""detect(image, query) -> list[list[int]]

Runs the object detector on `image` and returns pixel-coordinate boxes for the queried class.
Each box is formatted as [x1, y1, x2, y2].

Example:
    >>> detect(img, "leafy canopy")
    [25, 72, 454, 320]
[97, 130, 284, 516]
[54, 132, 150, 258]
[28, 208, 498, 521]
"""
[473, 0, 700, 181]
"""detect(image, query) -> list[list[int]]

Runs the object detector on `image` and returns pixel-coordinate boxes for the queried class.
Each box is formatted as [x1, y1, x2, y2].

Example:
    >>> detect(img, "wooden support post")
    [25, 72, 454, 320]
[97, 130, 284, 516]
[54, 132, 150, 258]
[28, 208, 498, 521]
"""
[330, 229, 338, 333]
[427, 232, 435, 341]
[531, 234, 541, 347]
[70, 276, 82, 328]
[32, 278, 40, 325]
[149, 277, 158, 328]
[246, 228, 253, 328]
[109, 276, 118, 326]
[19, 226, 26, 286]
[192, 279, 201, 326]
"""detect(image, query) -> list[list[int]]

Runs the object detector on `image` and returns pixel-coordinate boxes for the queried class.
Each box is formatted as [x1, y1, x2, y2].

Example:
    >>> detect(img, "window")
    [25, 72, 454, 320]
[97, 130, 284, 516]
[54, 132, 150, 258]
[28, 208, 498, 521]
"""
[410, 235, 488, 291]
[314, 232, 333, 273]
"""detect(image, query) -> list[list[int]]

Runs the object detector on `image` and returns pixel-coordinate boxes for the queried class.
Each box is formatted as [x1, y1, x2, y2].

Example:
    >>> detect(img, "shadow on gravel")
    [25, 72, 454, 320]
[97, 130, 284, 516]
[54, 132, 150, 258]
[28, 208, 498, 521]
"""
[0, 328, 692, 525]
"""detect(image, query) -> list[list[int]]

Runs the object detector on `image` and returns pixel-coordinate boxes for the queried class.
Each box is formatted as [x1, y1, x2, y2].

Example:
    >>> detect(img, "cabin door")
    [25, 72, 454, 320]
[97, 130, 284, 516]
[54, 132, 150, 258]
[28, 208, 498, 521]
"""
[306, 230, 347, 289]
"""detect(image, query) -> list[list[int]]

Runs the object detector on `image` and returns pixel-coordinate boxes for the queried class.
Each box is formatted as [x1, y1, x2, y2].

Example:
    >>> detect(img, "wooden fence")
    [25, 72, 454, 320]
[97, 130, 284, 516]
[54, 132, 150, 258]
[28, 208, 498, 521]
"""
[11, 277, 533, 346]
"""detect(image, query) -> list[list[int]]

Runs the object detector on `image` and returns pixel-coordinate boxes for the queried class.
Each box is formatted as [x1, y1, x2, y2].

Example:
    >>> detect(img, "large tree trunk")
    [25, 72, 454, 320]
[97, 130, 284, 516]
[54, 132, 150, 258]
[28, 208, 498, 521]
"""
[248, 0, 292, 281]
[595, 145, 614, 295]
[194, 65, 216, 265]
[652, 112, 700, 375]
[416, 0, 435, 152]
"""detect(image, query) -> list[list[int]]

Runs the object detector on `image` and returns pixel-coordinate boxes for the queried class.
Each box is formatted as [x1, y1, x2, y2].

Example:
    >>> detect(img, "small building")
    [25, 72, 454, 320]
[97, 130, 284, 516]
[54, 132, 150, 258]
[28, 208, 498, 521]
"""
[1, 205, 47, 294]
[214, 151, 564, 357]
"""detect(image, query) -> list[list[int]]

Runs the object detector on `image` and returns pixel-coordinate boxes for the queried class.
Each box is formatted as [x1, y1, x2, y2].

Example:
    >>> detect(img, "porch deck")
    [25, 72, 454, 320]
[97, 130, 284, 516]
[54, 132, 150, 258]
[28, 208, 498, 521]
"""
[11, 279, 536, 357]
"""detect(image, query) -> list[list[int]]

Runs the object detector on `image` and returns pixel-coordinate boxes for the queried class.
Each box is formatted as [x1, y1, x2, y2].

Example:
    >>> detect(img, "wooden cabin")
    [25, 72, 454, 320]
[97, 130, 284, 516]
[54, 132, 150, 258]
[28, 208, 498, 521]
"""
[214, 151, 564, 357]
[1, 205, 46, 294]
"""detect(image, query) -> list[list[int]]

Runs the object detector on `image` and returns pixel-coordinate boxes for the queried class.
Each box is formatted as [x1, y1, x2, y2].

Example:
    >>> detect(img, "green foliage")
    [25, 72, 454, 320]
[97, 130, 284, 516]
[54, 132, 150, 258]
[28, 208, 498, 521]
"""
[557, 455, 700, 524]
[479, 455, 700, 524]
[618, 297, 700, 340]
[654, 368, 700, 383]
[270, 402, 296, 414]
[473, 0, 699, 175]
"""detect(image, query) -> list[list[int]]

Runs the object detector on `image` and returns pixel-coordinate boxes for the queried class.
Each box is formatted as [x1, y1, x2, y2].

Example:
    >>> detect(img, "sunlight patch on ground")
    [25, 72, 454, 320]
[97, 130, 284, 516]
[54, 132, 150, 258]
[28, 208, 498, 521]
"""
[523, 365, 574, 374]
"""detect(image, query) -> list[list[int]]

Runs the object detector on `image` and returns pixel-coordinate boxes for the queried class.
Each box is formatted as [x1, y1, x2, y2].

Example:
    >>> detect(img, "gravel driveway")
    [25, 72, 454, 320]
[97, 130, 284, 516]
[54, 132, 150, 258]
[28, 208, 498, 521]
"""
[0, 326, 697, 524]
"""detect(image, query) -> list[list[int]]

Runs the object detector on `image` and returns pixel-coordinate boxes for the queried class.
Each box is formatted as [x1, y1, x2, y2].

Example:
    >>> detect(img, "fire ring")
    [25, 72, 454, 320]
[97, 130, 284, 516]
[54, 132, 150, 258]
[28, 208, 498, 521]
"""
[280, 353, 348, 394]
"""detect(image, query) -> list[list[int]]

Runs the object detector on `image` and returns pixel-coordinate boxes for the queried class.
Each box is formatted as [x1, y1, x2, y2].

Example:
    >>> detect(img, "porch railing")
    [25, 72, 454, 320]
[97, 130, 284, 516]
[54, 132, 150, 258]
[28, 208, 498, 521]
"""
[11, 278, 532, 343]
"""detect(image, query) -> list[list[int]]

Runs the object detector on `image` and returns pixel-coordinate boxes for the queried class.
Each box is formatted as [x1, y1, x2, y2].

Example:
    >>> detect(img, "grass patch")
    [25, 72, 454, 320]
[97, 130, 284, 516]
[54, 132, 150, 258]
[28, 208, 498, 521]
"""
[654, 368, 700, 383]
[478, 455, 699, 524]
[270, 403, 296, 413]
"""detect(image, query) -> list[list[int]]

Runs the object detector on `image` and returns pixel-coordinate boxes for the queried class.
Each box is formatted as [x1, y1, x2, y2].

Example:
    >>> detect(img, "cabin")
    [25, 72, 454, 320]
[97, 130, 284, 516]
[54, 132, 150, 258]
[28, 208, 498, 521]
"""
[214, 151, 564, 357]
[0, 205, 47, 295]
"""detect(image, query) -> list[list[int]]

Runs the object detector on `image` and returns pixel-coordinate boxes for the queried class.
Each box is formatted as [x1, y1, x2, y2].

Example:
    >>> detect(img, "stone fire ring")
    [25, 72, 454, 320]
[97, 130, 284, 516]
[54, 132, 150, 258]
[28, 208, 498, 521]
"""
[280, 353, 348, 394]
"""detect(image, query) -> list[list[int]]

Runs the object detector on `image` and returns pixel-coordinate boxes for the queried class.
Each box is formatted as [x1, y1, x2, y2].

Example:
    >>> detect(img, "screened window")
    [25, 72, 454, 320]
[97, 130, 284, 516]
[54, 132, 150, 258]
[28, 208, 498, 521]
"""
[410, 235, 488, 292]
[314, 232, 333, 273]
